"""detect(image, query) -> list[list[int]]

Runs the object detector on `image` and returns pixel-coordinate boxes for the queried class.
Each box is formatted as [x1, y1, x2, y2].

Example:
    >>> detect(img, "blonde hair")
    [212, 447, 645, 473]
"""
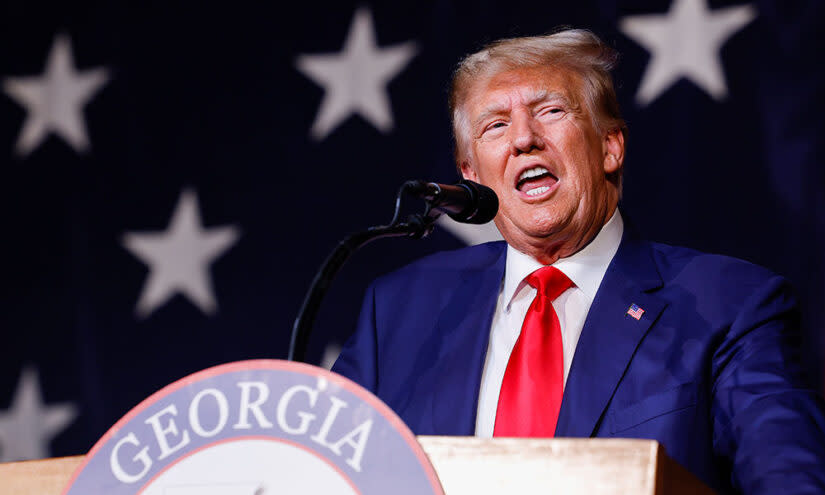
[449, 29, 627, 167]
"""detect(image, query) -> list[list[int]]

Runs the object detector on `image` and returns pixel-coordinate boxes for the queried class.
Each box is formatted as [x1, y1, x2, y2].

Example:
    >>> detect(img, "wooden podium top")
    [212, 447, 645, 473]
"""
[0, 437, 713, 495]
[418, 437, 713, 494]
[0, 455, 81, 495]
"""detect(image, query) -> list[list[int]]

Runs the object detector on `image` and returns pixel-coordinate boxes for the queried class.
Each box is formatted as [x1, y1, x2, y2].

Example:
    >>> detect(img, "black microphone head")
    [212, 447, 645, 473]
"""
[448, 180, 499, 224]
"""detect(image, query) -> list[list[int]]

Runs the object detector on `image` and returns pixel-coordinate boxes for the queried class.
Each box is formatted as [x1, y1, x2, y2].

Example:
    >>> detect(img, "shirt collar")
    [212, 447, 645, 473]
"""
[502, 209, 624, 309]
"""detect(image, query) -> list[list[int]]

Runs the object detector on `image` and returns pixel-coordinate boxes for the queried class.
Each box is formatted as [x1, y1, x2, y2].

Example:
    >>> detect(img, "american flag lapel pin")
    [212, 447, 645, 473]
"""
[626, 303, 645, 320]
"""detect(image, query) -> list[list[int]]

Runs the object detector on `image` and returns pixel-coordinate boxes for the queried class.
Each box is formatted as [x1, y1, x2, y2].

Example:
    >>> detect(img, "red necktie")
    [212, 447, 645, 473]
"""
[493, 266, 572, 437]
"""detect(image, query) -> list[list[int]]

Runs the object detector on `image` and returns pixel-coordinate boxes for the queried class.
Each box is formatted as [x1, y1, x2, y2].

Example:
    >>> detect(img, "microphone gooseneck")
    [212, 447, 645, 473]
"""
[288, 178, 498, 363]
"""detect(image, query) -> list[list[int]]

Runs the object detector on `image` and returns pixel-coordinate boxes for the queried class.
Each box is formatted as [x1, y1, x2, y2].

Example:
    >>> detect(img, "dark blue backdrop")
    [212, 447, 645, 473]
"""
[1, 0, 822, 461]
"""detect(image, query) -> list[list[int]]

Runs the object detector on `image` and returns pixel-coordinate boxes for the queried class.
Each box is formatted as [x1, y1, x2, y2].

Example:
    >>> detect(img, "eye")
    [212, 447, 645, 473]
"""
[480, 120, 508, 138]
[538, 106, 564, 118]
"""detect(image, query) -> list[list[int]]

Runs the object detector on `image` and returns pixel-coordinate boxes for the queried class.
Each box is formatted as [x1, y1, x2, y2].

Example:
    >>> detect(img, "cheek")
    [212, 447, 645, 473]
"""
[564, 144, 604, 188]
[472, 143, 509, 180]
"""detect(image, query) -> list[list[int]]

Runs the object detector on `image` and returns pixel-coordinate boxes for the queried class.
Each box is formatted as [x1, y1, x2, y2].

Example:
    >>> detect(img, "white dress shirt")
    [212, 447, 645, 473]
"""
[475, 210, 624, 437]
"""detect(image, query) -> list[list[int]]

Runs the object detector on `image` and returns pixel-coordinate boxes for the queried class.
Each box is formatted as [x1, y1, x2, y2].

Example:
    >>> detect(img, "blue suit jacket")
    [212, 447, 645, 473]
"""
[333, 232, 825, 493]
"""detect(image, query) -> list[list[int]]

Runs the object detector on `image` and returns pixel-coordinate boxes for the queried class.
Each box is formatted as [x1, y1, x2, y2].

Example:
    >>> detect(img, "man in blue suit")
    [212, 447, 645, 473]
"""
[333, 29, 825, 493]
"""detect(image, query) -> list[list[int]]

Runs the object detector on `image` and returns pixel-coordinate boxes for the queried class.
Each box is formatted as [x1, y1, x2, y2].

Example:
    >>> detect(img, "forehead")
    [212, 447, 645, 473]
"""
[465, 65, 582, 116]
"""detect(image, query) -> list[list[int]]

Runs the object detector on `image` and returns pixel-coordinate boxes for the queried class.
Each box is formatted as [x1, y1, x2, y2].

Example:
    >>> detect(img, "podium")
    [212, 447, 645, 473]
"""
[0, 437, 713, 494]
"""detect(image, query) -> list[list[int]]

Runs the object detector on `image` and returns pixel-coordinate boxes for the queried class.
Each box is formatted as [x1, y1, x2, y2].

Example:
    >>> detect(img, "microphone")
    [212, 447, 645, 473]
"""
[407, 179, 498, 224]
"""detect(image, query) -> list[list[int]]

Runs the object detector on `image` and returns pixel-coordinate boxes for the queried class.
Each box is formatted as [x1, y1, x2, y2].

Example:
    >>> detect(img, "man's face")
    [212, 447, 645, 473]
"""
[459, 65, 624, 262]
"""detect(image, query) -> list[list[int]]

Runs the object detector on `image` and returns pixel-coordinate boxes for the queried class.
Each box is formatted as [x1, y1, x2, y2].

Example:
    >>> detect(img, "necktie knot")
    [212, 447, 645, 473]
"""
[525, 266, 572, 301]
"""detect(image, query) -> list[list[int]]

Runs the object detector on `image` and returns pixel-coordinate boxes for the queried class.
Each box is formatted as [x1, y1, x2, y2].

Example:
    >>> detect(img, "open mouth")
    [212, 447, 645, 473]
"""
[516, 166, 558, 197]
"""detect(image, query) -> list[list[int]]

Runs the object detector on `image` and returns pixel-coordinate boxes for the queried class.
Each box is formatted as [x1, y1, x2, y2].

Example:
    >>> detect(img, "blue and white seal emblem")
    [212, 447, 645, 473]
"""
[62, 360, 444, 494]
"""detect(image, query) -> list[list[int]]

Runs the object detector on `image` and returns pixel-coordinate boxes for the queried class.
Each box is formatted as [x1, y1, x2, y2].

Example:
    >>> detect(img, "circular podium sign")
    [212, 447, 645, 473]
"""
[62, 360, 444, 495]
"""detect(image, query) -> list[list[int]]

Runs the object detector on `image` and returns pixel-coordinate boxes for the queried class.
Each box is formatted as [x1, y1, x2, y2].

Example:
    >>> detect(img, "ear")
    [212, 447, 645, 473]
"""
[602, 129, 625, 174]
[460, 160, 479, 182]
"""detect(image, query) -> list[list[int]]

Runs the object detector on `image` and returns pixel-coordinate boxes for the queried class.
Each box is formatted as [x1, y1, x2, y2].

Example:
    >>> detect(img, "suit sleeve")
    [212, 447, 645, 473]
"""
[711, 275, 825, 494]
[331, 282, 379, 393]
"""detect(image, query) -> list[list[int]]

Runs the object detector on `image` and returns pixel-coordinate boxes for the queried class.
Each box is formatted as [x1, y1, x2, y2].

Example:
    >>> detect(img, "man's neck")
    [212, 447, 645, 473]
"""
[523, 203, 619, 265]
[503, 209, 624, 304]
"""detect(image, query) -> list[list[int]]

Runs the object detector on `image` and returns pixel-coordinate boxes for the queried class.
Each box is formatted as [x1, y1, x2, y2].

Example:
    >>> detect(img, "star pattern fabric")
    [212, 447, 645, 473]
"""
[0, 367, 77, 462]
[122, 189, 241, 318]
[0, 2, 821, 463]
[295, 7, 418, 140]
[619, 0, 757, 105]
[2, 33, 110, 155]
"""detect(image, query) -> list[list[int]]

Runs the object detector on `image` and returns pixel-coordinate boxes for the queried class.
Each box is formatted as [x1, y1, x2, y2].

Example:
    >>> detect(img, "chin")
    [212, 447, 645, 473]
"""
[500, 203, 570, 233]
[499, 221, 563, 247]
[527, 209, 570, 233]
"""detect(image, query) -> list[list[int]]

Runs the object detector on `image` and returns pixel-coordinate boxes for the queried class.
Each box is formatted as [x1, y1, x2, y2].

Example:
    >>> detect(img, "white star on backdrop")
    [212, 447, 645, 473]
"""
[0, 367, 78, 462]
[295, 7, 418, 140]
[2, 33, 110, 155]
[619, 0, 757, 105]
[122, 189, 241, 318]
[321, 343, 342, 371]
[437, 216, 503, 246]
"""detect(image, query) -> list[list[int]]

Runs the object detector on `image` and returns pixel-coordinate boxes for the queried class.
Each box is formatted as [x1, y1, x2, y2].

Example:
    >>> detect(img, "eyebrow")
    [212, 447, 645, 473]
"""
[472, 89, 571, 129]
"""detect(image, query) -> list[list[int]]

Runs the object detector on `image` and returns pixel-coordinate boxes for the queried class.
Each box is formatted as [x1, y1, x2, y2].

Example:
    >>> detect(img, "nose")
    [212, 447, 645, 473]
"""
[509, 110, 544, 155]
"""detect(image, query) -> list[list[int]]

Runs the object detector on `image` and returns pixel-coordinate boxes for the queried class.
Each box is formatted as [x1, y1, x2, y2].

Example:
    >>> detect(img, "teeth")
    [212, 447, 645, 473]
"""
[519, 166, 549, 182]
[526, 186, 550, 196]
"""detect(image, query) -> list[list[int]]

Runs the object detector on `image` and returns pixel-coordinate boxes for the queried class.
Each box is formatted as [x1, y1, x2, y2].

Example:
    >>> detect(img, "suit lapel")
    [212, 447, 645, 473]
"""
[555, 235, 667, 438]
[430, 243, 506, 435]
